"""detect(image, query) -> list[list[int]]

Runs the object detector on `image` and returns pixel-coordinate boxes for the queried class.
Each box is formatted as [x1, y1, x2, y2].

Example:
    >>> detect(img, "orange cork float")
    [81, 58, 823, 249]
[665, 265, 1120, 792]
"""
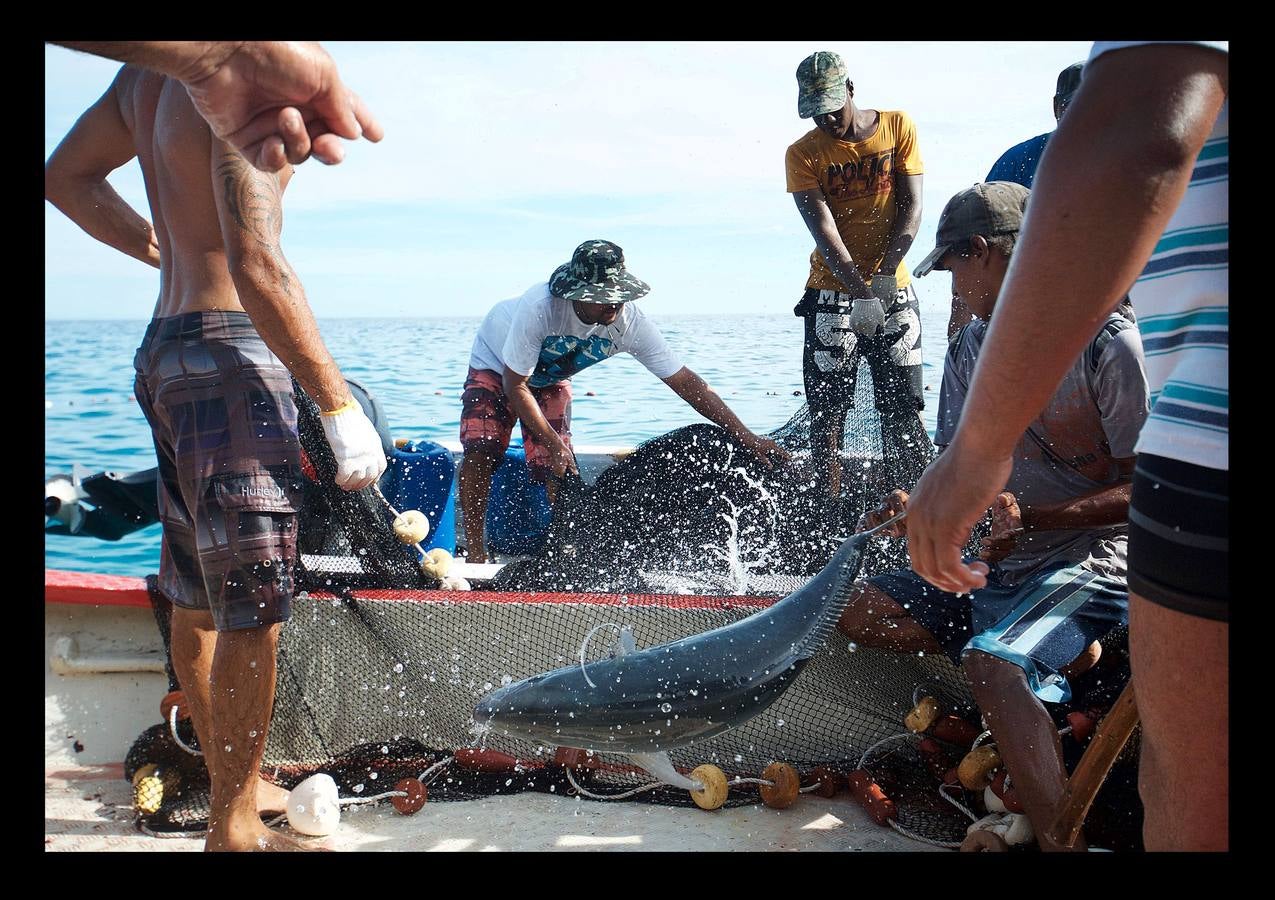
[1067, 710, 1099, 744]
[391, 777, 428, 814]
[453, 747, 544, 773]
[905, 696, 941, 733]
[689, 764, 729, 811]
[846, 769, 897, 826]
[917, 737, 953, 782]
[930, 714, 982, 747]
[159, 690, 189, 723]
[759, 762, 801, 809]
[958, 745, 1002, 790]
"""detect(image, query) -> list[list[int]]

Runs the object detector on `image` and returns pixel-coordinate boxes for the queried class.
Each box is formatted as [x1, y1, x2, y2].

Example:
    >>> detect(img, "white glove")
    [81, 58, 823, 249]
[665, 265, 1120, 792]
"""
[870, 273, 899, 305]
[319, 399, 387, 491]
[847, 296, 886, 336]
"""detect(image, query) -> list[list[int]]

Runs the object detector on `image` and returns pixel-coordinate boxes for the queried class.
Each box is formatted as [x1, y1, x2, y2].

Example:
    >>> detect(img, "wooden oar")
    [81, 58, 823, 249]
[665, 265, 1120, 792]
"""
[1046, 681, 1139, 848]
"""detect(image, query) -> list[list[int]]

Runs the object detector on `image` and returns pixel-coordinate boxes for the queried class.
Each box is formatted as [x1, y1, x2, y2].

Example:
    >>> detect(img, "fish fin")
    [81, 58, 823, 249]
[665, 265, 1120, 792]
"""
[629, 752, 701, 791]
[793, 533, 869, 660]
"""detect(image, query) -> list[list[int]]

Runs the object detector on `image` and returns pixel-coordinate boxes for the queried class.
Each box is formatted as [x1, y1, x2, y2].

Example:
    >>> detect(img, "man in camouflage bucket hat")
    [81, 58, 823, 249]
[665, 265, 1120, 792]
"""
[786, 50, 926, 501]
[458, 240, 789, 563]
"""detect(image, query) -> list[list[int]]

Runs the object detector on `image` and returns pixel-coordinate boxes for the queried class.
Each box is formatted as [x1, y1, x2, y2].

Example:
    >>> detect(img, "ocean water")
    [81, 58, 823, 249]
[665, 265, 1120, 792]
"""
[45, 310, 952, 576]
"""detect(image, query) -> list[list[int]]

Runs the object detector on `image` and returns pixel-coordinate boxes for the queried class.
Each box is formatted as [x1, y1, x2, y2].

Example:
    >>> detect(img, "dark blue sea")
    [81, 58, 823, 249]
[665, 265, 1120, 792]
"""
[45, 313, 951, 576]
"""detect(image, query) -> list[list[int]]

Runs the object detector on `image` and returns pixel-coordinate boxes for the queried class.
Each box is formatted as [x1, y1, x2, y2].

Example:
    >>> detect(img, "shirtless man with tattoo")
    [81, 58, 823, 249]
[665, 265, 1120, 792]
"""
[46, 66, 386, 851]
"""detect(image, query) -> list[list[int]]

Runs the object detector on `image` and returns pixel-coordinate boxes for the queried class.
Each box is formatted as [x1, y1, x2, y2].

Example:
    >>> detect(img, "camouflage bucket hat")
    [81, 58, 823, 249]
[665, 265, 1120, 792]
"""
[549, 240, 650, 305]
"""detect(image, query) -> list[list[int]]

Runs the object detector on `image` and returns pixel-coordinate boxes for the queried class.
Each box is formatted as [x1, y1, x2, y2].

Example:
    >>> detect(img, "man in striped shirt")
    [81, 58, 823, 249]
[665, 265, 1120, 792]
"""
[901, 42, 1228, 851]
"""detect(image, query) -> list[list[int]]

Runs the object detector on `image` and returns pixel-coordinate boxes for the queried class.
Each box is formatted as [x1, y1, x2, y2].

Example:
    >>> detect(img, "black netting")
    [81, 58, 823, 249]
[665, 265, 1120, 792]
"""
[122, 358, 1129, 849]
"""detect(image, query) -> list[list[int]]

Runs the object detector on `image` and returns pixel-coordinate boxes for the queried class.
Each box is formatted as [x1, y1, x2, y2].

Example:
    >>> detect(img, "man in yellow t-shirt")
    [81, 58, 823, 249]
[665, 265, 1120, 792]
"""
[786, 51, 925, 497]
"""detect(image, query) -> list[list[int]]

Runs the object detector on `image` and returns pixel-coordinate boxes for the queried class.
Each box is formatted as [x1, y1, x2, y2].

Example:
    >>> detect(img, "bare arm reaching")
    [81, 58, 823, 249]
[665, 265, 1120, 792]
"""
[662, 367, 789, 467]
[44, 72, 160, 268]
[903, 44, 1227, 593]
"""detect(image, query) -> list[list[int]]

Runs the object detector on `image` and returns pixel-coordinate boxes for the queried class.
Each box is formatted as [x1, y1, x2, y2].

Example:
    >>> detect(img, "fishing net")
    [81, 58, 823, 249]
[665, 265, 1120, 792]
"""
[123, 358, 1135, 850]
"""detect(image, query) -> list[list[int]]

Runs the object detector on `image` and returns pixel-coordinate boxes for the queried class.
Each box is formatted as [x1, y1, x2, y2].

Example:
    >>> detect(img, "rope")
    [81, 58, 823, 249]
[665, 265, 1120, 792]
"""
[563, 766, 666, 800]
[419, 756, 454, 786]
[888, 819, 962, 850]
[168, 703, 204, 757]
[938, 782, 979, 822]
[857, 731, 918, 769]
[370, 484, 428, 563]
[577, 623, 624, 689]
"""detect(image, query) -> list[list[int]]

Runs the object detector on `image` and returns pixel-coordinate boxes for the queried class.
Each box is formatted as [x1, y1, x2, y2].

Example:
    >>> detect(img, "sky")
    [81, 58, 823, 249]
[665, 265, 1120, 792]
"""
[44, 40, 1094, 320]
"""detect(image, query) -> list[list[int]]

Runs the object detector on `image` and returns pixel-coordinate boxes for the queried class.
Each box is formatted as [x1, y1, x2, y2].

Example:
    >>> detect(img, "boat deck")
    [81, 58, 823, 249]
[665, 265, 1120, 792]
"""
[44, 762, 942, 852]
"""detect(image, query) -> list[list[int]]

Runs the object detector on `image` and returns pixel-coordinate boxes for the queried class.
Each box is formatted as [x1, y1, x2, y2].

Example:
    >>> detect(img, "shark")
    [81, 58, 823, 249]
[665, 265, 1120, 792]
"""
[473, 513, 903, 790]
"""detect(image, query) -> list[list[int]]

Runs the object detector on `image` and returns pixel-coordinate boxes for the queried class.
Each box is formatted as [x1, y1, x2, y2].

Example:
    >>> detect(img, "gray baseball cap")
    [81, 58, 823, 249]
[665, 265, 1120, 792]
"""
[913, 182, 1031, 277]
[548, 240, 650, 305]
[796, 51, 848, 119]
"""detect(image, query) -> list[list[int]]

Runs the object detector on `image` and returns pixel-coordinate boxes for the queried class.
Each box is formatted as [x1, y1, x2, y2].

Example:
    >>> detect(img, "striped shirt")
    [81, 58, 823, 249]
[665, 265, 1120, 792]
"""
[1089, 41, 1228, 471]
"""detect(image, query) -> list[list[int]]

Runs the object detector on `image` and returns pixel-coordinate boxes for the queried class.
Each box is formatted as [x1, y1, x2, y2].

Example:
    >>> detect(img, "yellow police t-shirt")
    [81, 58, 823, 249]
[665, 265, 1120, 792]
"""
[785, 110, 924, 292]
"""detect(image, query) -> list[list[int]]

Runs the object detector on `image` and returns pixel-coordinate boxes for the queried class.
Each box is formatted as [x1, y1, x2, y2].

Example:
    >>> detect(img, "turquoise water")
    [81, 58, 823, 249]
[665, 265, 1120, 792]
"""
[45, 312, 951, 576]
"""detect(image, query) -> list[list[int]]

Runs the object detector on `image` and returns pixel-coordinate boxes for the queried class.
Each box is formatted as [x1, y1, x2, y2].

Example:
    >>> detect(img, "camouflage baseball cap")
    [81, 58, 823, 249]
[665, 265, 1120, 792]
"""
[796, 51, 848, 119]
[913, 182, 1031, 277]
[548, 240, 650, 305]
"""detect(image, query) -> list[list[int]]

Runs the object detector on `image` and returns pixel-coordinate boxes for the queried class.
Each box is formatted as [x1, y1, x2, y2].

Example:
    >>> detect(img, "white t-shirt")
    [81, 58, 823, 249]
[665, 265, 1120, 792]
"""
[1089, 40, 1228, 471]
[468, 282, 684, 389]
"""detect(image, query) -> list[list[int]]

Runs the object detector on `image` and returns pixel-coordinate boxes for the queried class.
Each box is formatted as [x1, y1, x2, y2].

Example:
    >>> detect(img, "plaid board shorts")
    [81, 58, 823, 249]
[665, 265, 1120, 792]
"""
[460, 368, 572, 482]
[869, 561, 1128, 703]
[132, 312, 304, 632]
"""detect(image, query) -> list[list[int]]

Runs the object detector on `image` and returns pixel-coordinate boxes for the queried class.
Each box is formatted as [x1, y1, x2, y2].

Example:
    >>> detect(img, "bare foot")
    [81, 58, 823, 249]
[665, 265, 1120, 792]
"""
[207, 821, 332, 852]
[256, 777, 290, 816]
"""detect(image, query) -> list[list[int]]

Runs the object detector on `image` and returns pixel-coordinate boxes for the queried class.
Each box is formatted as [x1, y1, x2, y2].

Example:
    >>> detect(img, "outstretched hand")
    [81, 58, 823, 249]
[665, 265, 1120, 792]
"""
[183, 42, 384, 172]
[547, 440, 579, 480]
[741, 434, 791, 469]
[905, 438, 1012, 593]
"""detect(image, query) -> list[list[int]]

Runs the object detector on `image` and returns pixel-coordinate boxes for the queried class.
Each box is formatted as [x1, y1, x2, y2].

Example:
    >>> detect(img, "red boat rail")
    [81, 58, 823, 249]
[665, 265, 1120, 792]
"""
[44, 569, 778, 611]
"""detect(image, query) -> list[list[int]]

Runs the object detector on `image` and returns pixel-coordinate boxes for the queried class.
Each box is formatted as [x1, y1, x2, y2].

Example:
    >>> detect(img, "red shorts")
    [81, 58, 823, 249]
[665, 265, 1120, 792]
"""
[459, 368, 572, 482]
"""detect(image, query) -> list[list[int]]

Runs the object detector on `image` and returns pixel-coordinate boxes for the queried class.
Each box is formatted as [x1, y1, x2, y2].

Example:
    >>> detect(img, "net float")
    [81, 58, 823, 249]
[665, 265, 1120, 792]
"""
[846, 769, 897, 826]
[391, 778, 428, 814]
[759, 762, 800, 809]
[689, 764, 728, 810]
[958, 745, 1002, 790]
[286, 772, 341, 836]
[392, 510, 430, 545]
[905, 696, 941, 733]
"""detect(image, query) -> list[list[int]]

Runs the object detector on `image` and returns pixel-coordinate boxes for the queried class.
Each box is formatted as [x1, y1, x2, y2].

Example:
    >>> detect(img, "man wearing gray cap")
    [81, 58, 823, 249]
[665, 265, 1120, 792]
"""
[785, 51, 925, 500]
[458, 239, 787, 563]
[838, 182, 1149, 850]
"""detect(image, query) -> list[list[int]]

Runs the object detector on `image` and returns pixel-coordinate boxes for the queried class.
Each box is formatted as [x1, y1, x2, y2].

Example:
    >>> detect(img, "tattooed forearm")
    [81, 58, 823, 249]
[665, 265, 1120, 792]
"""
[216, 152, 293, 294]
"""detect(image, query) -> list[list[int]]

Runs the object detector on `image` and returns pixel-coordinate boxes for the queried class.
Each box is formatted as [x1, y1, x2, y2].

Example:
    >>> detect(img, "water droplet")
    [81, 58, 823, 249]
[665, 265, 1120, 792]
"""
[659, 702, 672, 713]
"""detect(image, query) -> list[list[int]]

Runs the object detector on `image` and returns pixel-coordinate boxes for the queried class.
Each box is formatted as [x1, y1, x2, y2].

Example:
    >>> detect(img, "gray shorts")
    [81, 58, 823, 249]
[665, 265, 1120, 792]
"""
[133, 312, 303, 632]
[869, 561, 1128, 703]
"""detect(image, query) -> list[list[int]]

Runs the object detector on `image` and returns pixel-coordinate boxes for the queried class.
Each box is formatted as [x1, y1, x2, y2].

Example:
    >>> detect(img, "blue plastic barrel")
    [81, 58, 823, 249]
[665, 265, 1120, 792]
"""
[379, 440, 456, 553]
[485, 444, 552, 555]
